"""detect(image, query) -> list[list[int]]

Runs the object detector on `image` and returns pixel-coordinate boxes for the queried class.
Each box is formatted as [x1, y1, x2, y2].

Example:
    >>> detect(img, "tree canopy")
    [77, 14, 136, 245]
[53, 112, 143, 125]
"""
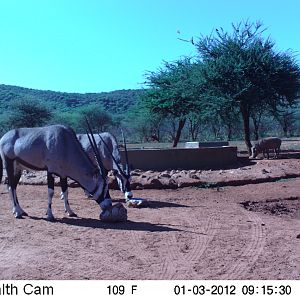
[1, 20, 300, 148]
[143, 57, 203, 146]
[7, 98, 53, 128]
[194, 20, 300, 152]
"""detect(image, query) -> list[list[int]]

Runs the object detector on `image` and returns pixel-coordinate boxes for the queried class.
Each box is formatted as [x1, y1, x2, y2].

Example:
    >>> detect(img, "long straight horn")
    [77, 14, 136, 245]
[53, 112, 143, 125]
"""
[97, 133, 127, 178]
[85, 118, 105, 177]
[121, 129, 130, 176]
[85, 129, 100, 165]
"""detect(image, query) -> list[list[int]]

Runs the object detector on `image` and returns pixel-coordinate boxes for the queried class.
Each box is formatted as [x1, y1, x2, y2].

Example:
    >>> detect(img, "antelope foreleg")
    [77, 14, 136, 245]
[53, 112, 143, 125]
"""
[47, 172, 55, 221]
[60, 177, 77, 217]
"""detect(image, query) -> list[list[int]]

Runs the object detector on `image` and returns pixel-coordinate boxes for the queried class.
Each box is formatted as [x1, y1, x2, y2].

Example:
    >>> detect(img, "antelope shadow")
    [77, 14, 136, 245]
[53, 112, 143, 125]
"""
[58, 217, 181, 232]
[29, 215, 180, 232]
[112, 198, 189, 209]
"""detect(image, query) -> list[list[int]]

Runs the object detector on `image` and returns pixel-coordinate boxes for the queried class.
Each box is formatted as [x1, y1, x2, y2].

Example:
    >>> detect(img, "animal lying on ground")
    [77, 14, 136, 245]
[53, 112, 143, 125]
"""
[0, 124, 111, 220]
[250, 137, 282, 159]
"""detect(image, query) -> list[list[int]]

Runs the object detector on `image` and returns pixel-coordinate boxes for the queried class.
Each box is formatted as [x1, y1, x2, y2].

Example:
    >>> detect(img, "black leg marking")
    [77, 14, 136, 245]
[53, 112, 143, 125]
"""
[105, 189, 111, 199]
[61, 177, 68, 193]
[5, 158, 27, 217]
[13, 171, 22, 205]
[47, 172, 55, 190]
[46, 172, 55, 221]
[6, 158, 16, 188]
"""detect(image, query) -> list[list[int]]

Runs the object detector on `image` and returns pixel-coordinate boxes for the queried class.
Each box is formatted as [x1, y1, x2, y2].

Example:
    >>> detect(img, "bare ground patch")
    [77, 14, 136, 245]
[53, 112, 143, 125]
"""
[241, 197, 300, 218]
[0, 157, 300, 280]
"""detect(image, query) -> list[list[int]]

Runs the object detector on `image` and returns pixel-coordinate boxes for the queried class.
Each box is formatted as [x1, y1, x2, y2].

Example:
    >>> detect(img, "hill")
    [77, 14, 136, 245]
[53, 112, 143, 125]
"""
[0, 84, 143, 114]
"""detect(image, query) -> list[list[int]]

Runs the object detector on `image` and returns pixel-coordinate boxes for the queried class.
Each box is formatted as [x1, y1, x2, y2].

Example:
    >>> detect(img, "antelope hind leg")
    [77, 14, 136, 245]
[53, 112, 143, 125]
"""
[6, 160, 27, 218]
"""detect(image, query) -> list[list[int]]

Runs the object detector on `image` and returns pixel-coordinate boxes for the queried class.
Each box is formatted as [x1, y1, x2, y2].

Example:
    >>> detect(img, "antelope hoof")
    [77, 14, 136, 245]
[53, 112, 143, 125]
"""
[67, 212, 77, 217]
[14, 209, 27, 218]
[14, 212, 23, 219]
[46, 214, 55, 222]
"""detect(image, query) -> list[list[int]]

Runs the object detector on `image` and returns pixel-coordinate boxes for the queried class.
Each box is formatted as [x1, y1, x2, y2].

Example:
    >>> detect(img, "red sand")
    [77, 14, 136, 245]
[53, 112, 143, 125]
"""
[0, 158, 299, 279]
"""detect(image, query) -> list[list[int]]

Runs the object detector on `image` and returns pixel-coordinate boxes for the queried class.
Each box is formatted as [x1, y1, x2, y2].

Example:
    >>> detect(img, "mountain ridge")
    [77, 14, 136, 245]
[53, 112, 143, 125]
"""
[0, 83, 143, 114]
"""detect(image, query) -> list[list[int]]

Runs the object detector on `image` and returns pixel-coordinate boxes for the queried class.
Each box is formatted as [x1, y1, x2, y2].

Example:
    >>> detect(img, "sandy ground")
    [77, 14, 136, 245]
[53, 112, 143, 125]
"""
[0, 156, 300, 280]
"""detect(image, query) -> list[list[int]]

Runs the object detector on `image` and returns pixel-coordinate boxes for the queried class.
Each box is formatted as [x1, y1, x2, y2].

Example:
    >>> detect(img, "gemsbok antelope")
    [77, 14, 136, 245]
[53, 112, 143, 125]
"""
[0, 124, 112, 221]
[59, 132, 133, 216]
[76, 132, 132, 199]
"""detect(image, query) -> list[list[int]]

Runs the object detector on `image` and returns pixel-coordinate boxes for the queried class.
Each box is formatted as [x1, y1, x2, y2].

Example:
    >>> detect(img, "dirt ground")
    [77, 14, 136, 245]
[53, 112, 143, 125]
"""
[0, 156, 300, 280]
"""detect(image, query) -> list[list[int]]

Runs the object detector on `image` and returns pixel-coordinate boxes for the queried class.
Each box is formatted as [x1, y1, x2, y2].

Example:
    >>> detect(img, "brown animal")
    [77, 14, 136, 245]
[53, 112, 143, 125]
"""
[250, 137, 282, 159]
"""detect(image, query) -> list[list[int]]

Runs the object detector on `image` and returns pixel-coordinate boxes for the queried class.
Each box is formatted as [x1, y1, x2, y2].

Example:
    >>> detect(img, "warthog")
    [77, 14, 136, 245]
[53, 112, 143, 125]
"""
[250, 137, 282, 159]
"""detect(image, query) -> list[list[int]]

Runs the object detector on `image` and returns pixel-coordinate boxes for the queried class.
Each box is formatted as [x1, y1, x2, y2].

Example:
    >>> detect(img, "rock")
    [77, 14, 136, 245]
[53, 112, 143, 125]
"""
[159, 173, 171, 178]
[189, 174, 200, 179]
[168, 179, 178, 188]
[145, 170, 155, 174]
[149, 178, 163, 188]
[172, 174, 182, 179]
[130, 171, 141, 176]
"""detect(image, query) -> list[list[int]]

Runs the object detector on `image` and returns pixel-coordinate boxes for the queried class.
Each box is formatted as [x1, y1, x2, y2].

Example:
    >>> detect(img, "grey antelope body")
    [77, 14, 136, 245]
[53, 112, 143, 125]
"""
[0, 125, 111, 220]
[250, 137, 282, 159]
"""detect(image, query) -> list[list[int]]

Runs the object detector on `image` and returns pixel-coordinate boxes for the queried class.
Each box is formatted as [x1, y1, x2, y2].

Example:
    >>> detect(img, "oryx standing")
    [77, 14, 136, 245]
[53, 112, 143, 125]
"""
[0, 124, 112, 221]
[76, 132, 133, 200]
[59, 132, 133, 217]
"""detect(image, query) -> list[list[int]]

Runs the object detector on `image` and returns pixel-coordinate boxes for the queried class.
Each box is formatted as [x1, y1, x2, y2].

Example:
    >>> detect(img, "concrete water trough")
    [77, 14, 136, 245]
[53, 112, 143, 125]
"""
[185, 141, 229, 148]
[120, 146, 237, 171]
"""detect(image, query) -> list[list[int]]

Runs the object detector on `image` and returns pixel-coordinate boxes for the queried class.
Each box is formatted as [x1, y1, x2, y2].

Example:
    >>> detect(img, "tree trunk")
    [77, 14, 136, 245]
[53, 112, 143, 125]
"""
[188, 117, 200, 141]
[226, 124, 232, 141]
[282, 118, 289, 137]
[241, 106, 252, 155]
[189, 122, 197, 141]
[252, 118, 259, 141]
[172, 118, 186, 147]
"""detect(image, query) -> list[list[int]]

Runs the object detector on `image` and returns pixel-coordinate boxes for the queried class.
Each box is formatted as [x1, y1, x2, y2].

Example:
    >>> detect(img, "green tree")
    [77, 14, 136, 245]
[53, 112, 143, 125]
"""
[143, 57, 203, 147]
[126, 106, 165, 142]
[8, 98, 53, 128]
[195, 20, 300, 153]
[51, 110, 81, 130]
[272, 108, 297, 137]
[76, 103, 114, 133]
[187, 112, 203, 141]
[0, 113, 10, 136]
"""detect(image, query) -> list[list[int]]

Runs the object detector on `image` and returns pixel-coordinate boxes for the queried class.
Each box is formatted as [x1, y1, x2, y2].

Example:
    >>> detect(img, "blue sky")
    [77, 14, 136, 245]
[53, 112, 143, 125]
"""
[0, 0, 299, 93]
